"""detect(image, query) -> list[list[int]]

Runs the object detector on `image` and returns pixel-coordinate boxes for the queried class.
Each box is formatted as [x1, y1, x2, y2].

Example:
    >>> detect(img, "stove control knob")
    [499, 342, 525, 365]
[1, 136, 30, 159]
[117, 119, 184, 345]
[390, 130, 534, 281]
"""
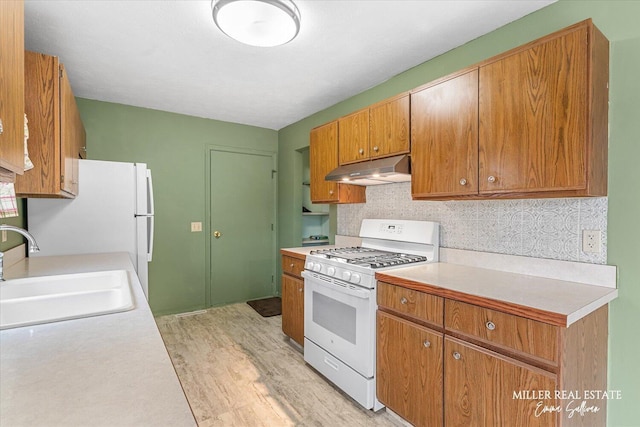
[327, 267, 336, 276]
[351, 273, 361, 284]
[342, 271, 352, 281]
[313, 263, 322, 272]
[305, 262, 314, 270]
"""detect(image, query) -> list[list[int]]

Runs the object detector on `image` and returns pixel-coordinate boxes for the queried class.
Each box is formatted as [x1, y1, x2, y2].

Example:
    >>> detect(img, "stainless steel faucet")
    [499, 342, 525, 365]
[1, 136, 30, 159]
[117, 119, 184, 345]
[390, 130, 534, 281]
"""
[0, 224, 40, 281]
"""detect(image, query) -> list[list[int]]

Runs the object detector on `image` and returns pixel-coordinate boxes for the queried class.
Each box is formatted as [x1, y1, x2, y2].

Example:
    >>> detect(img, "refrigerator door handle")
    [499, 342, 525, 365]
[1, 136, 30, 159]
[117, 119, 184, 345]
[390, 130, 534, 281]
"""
[146, 169, 155, 215]
[147, 215, 154, 262]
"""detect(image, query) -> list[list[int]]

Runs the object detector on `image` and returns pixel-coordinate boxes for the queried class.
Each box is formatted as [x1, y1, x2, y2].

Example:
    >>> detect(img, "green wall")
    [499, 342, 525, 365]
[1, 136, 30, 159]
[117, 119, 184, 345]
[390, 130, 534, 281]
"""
[76, 99, 278, 316]
[277, 2, 640, 425]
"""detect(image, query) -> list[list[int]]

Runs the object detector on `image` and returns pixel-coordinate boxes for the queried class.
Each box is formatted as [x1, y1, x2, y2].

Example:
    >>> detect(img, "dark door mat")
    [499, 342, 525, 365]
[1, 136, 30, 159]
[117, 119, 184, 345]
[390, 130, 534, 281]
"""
[247, 297, 282, 317]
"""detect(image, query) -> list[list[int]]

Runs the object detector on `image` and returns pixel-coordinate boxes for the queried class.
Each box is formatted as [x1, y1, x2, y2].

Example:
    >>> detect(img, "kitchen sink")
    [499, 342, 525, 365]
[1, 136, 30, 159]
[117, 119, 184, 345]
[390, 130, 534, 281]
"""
[0, 270, 135, 330]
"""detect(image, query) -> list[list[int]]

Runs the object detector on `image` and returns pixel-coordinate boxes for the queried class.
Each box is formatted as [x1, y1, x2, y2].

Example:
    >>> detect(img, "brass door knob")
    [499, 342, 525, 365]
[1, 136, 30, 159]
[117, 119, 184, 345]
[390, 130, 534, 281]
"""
[213, 231, 222, 238]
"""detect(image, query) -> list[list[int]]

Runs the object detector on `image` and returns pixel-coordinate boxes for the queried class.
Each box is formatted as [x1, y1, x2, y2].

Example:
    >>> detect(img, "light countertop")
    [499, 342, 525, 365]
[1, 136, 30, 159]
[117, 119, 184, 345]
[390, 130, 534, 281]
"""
[0, 253, 196, 427]
[281, 242, 617, 327]
[376, 262, 618, 327]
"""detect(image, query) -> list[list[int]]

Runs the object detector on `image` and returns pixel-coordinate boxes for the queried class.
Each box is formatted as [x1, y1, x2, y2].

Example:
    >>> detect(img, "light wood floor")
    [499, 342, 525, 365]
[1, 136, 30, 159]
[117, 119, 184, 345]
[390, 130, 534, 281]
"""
[156, 303, 404, 427]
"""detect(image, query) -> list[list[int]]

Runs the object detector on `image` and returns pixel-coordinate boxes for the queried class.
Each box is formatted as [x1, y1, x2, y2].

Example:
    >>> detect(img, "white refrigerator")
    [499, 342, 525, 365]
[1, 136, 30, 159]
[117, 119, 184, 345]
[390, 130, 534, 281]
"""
[27, 159, 155, 299]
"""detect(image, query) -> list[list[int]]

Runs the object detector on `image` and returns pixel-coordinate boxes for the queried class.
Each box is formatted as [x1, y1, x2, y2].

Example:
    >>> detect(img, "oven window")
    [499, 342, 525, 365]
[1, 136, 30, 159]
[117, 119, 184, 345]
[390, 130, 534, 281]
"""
[312, 291, 357, 344]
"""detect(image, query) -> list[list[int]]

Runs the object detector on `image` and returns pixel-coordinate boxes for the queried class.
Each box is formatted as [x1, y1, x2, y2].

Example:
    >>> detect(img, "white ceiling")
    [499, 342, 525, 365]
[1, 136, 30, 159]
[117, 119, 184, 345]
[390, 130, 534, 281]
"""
[24, 0, 555, 131]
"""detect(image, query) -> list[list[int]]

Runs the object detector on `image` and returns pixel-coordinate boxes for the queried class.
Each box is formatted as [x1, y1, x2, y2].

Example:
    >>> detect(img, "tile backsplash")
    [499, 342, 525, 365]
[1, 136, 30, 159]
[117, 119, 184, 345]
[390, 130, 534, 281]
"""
[337, 182, 607, 264]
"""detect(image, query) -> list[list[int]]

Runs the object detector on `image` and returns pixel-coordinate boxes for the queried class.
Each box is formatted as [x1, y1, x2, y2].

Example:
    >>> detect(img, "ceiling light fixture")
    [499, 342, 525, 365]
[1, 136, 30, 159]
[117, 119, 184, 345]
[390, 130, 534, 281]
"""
[211, 0, 301, 47]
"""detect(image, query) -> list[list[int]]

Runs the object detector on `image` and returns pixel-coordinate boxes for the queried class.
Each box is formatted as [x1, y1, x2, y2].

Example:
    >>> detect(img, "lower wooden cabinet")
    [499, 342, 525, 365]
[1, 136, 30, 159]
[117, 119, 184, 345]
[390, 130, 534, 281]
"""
[377, 283, 609, 427]
[281, 272, 304, 346]
[444, 336, 558, 427]
[377, 311, 443, 427]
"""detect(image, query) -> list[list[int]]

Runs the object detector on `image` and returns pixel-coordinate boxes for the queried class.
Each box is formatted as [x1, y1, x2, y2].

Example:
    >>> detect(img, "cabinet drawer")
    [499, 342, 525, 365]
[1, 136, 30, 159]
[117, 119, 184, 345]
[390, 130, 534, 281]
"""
[445, 299, 559, 364]
[281, 255, 305, 278]
[377, 282, 443, 327]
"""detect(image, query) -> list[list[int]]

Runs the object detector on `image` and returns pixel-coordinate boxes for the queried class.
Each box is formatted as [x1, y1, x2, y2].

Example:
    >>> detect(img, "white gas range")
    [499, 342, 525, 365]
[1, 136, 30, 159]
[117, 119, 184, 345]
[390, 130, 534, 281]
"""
[302, 219, 440, 411]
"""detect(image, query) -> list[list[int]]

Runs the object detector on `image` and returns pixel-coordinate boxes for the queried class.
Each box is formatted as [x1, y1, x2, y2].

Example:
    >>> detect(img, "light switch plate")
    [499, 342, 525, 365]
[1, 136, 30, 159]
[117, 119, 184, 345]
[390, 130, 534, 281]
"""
[191, 222, 202, 232]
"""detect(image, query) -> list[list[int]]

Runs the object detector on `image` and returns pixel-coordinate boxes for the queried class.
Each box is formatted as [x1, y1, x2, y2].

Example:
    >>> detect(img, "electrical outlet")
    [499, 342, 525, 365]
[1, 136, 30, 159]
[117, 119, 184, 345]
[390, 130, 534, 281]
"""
[1, 230, 6, 243]
[190, 222, 202, 232]
[582, 230, 601, 254]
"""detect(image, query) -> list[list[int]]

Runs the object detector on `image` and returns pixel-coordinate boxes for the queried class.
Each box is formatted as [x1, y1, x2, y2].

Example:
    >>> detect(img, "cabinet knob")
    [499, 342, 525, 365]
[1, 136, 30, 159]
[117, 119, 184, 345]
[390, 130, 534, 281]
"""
[487, 175, 496, 183]
[400, 297, 408, 305]
[298, 287, 303, 292]
[0, 118, 3, 135]
[373, 146, 379, 152]
[453, 351, 461, 360]
[289, 263, 294, 268]
[329, 190, 334, 195]
[486, 321, 496, 331]
[459, 178, 467, 186]
[423, 340, 431, 348]
[358, 148, 364, 155]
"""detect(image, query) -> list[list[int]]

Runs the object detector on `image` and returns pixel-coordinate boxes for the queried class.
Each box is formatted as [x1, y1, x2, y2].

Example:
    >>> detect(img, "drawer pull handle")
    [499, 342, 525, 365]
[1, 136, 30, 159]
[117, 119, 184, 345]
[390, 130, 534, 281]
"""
[453, 351, 461, 360]
[400, 297, 408, 305]
[488, 175, 496, 183]
[324, 357, 339, 371]
[423, 340, 431, 348]
[486, 321, 496, 331]
[459, 178, 467, 186]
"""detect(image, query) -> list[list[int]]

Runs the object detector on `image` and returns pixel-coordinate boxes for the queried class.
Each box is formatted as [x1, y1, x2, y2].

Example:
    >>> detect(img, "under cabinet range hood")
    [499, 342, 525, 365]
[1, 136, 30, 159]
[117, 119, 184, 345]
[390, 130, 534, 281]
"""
[325, 155, 411, 186]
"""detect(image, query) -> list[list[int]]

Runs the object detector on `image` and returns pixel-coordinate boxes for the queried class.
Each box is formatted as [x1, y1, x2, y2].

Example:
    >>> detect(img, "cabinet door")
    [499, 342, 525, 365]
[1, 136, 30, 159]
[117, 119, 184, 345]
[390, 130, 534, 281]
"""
[369, 94, 410, 159]
[338, 109, 369, 165]
[16, 52, 61, 196]
[281, 274, 304, 346]
[479, 27, 588, 194]
[310, 121, 340, 203]
[60, 64, 84, 196]
[0, 0, 24, 176]
[411, 70, 479, 198]
[444, 336, 558, 427]
[377, 311, 443, 427]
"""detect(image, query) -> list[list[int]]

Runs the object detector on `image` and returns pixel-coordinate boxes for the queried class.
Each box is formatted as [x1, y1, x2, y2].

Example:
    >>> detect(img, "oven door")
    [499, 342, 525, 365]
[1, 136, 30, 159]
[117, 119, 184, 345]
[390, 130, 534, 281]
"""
[302, 270, 376, 378]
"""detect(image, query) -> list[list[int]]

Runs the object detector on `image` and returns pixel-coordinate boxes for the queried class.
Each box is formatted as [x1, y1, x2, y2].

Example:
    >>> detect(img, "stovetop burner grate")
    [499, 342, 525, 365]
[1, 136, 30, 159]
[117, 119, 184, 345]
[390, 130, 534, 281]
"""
[309, 247, 427, 269]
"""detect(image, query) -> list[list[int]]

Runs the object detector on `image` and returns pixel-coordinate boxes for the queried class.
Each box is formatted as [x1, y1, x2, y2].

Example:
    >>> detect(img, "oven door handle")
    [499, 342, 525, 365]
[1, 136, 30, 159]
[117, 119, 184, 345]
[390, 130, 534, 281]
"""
[302, 270, 371, 299]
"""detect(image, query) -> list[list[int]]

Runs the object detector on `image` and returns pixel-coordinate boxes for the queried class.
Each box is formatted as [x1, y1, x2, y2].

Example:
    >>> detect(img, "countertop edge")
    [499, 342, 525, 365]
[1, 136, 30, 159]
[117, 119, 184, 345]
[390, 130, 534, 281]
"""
[376, 267, 618, 327]
[376, 272, 570, 326]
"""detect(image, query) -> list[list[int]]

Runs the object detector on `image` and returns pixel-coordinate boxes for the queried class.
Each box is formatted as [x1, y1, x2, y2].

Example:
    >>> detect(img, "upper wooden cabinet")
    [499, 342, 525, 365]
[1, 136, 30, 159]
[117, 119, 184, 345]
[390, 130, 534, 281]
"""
[15, 51, 86, 198]
[339, 94, 410, 165]
[0, 0, 25, 181]
[338, 109, 369, 165]
[412, 19, 608, 200]
[411, 70, 479, 198]
[369, 93, 410, 160]
[479, 21, 608, 196]
[310, 121, 365, 204]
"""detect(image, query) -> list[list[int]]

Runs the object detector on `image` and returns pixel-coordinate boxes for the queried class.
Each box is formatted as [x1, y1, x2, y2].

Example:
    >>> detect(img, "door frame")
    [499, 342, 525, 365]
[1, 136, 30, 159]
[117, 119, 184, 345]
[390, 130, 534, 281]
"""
[204, 145, 278, 308]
